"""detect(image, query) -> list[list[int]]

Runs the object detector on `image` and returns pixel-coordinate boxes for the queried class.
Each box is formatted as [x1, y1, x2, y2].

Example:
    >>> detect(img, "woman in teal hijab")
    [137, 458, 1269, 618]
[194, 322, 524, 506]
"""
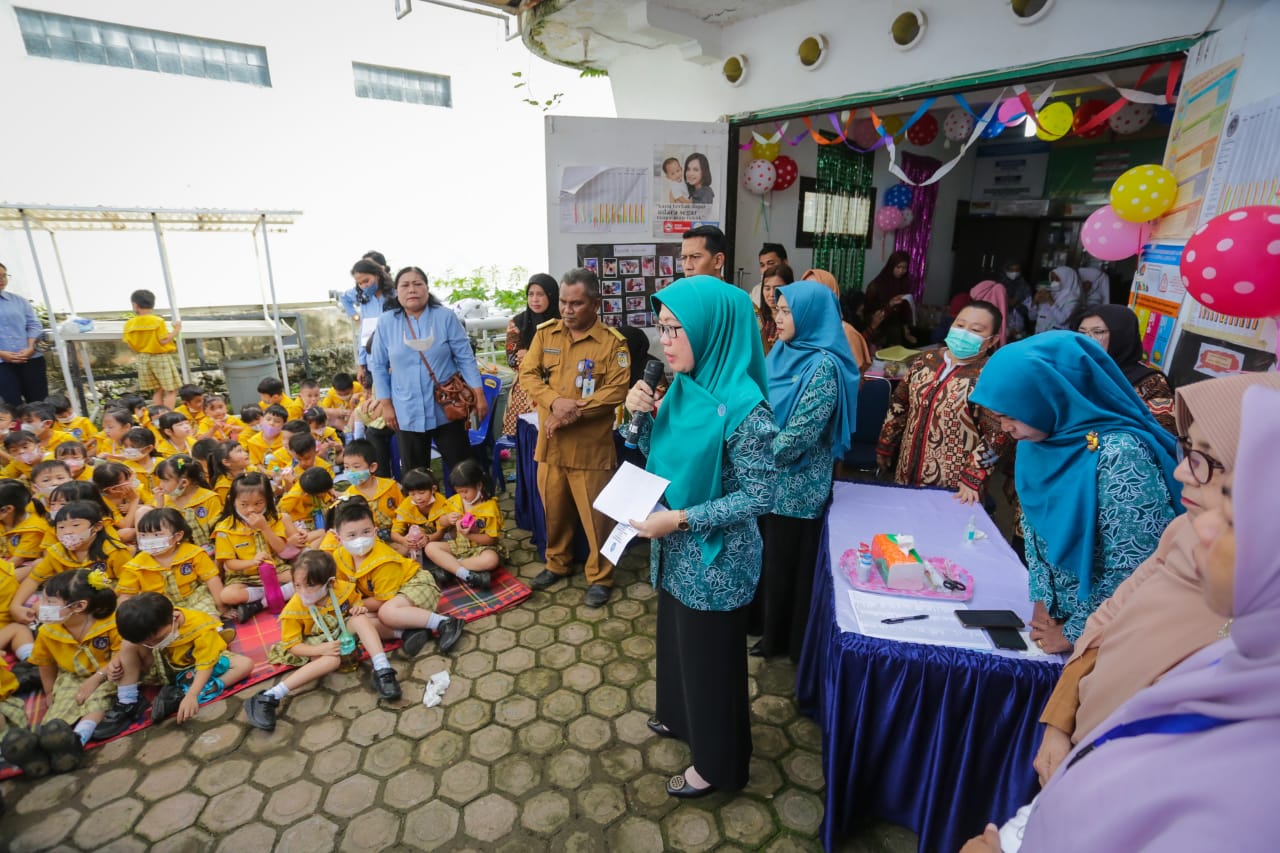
[753, 281, 860, 661]
[970, 331, 1181, 653]
[626, 275, 778, 797]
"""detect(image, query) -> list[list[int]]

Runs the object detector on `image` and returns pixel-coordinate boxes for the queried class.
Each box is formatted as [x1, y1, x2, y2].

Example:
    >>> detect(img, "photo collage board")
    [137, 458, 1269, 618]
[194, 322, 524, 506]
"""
[577, 241, 681, 329]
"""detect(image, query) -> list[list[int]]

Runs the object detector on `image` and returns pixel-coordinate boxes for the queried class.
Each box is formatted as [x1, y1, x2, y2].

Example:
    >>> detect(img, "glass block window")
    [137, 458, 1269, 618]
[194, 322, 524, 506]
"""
[14, 8, 271, 87]
[353, 62, 452, 108]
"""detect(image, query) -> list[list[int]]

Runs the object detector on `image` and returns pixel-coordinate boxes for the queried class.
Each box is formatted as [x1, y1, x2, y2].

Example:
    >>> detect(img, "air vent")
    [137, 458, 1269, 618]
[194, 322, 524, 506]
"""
[798, 34, 828, 71]
[723, 54, 748, 87]
[890, 10, 926, 50]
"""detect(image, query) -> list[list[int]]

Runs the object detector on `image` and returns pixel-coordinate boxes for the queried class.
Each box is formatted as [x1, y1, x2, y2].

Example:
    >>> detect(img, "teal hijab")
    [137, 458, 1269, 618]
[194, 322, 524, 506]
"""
[970, 331, 1182, 597]
[767, 281, 861, 459]
[648, 276, 768, 565]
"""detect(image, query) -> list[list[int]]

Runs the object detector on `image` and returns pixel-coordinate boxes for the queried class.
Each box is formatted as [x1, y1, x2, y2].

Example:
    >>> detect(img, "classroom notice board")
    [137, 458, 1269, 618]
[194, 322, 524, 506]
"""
[577, 241, 681, 330]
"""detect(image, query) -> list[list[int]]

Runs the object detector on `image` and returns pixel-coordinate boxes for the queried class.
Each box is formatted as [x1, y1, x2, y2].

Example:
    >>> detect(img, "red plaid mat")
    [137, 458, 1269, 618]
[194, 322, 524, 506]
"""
[0, 568, 529, 779]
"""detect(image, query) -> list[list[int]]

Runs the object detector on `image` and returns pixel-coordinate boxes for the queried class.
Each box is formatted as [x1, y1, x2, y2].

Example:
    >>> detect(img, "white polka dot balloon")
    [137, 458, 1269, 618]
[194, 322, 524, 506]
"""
[943, 108, 974, 142]
[742, 158, 777, 195]
[1108, 101, 1154, 135]
[1181, 205, 1280, 318]
[1109, 163, 1177, 223]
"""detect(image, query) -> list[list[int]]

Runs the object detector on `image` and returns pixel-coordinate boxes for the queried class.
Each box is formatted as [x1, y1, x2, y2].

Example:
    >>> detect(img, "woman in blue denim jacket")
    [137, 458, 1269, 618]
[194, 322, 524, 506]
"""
[627, 276, 777, 798]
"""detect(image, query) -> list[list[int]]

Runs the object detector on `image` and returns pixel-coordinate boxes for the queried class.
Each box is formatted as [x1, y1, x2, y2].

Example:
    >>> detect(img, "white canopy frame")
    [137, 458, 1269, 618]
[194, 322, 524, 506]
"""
[0, 204, 301, 416]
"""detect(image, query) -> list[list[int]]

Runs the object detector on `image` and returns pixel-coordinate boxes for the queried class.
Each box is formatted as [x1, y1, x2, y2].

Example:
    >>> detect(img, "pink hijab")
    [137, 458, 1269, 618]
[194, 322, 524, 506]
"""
[969, 280, 1008, 346]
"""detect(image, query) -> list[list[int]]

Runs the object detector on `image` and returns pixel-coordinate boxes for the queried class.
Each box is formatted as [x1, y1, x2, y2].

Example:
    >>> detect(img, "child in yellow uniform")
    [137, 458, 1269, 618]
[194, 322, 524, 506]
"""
[108, 592, 253, 731]
[274, 430, 335, 497]
[0, 557, 38, 691]
[20, 569, 122, 766]
[0, 480, 53, 579]
[92, 461, 152, 546]
[18, 402, 74, 456]
[331, 500, 460, 656]
[245, 550, 401, 731]
[278, 467, 335, 547]
[2, 431, 43, 482]
[320, 373, 364, 434]
[295, 379, 322, 419]
[302, 407, 342, 467]
[154, 455, 222, 554]
[49, 394, 101, 457]
[424, 460, 503, 591]
[266, 421, 318, 490]
[210, 440, 254, 504]
[122, 288, 182, 408]
[213, 472, 305, 622]
[98, 408, 135, 461]
[117, 509, 224, 621]
[175, 385, 215, 440]
[30, 459, 74, 508]
[247, 404, 288, 468]
[237, 405, 263, 449]
[117, 427, 161, 498]
[392, 468, 449, 567]
[11, 501, 131, 616]
[53, 442, 94, 482]
[201, 394, 244, 443]
[154, 412, 194, 460]
[341, 439, 403, 545]
[258, 377, 304, 421]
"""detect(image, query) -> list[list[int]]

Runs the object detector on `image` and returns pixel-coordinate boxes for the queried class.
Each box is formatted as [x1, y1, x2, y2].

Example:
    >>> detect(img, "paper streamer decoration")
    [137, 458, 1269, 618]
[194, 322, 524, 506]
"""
[883, 96, 1003, 187]
[906, 112, 938, 146]
[981, 120, 1006, 139]
[943, 108, 974, 142]
[1110, 164, 1176, 222]
[1035, 102, 1074, 141]
[743, 158, 777, 195]
[1181, 206, 1280, 318]
[772, 155, 798, 191]
[885, 183, 914, 209]
[1081, 205, 1148, 261]
[1108, 101, 1154, 135]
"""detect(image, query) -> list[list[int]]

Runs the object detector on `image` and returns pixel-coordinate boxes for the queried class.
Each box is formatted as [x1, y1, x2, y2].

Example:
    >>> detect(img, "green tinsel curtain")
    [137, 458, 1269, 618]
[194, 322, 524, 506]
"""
[812, 145, 875, 291]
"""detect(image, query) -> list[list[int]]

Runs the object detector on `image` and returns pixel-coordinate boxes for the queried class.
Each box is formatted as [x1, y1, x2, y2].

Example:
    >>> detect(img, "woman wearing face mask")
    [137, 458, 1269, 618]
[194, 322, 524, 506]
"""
[965, 386, 1280, 853]
[1032, 266, 1083, 334]
[1075, 305, 1175, 433]
[971, 332, 1182, 654]
[876, 301, 1012, 504]
[1029, 371, 1280, 785]
[369, 266, 487, 476]
[998, 260, 1033, 340]
[502, 274, 560, 437]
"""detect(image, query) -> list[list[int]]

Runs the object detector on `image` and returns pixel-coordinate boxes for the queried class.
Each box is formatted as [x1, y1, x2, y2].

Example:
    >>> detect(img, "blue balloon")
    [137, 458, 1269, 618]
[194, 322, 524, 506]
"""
[885, 183, 914, 209]
[980, 120, 1006, 139]
[1154, 103, 1176, 125]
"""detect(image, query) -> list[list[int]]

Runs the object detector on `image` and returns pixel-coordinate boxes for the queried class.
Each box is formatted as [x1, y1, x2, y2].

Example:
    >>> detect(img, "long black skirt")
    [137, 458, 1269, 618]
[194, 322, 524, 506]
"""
[655, 587, 752, 790]
[756, 512, 825, 662]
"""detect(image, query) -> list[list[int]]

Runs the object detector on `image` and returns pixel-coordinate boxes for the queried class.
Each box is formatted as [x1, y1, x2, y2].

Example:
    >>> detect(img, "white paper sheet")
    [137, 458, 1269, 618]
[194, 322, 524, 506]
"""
[601, 521, 639, 564]
[847, 590, 993, 650]
[592, 462, 670, 524]
[359, 317, 380, 348]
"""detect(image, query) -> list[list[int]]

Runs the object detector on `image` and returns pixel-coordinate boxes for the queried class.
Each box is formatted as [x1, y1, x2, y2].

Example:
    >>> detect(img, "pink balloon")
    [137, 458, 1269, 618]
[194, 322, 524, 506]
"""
[1080, 205, 1147, 261]
[1182, 205, 1280, 318]
[876, 206, 904, 232]
[997, 98, 1026, 126]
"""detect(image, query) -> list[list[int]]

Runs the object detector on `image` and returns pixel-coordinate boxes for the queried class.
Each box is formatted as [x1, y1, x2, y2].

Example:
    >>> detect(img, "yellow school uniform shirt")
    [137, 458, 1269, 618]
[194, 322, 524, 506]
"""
[43, 431, 74, 454]
[344, 477, 403, 533]
[393, 493, 449, 535]
[312, 426, 342, 446]
[259, 395, 304, 421]
[0, 659, 17, 701]
[320, 383, 364, 410]
[160, 607, 227, 672]
[277, 578, 362, 649]
[334, 539, 418, 602]
[170, 488, 223, 547]
[443, 493, 503, 538]
[0, 559, 18, 626]
[116, 543, 219, 599]
[30, 614, 121, 677]
[206, 415, 245, 443]
[267, 446, 334, 476]
[119, 456, 159, 493]
[71, 462, 94, 482]
[317, 529, 340, 554]
[174, 406, 214, 438]
[0, 513, 54, 564]
[246, 431, 283, 467]
[55, 416, 99, 445]
[154, 435, 193, 460]
[122, 314, 176, 355]
[29, 537, 131, 586]
[0, 457, 34, 482]
[213, 515, 287, 565]
[277, 485, 330, 532]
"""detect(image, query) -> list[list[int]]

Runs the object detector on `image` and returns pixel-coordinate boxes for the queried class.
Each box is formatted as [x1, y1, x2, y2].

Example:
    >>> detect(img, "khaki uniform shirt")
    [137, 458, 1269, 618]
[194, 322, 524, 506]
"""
[519, 319, 630, 470]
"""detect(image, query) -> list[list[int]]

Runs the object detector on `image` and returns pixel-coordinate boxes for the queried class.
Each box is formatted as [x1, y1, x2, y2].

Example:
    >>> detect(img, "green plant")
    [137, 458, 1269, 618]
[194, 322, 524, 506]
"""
[512, 70, 562, 111]
[435, 265, 530, 310]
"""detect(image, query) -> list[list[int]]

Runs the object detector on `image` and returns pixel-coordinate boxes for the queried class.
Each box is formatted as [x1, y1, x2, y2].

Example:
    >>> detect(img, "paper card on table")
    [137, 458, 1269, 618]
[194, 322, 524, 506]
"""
[359, 317, 380, 348]
[847, 590, 992, 650]
[874, 345, 921, 362]
[593, 462, 670, 524]
[601, 521, 638, 564]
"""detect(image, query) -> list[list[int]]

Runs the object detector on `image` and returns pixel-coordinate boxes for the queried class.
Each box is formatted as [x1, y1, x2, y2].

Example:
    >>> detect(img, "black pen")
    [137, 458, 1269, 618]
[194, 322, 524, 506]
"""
[881, 614, 929, 624]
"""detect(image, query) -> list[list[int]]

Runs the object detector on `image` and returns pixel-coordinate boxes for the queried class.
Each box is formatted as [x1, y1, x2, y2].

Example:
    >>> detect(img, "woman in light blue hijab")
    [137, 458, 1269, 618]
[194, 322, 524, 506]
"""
[753, 281, 860, 660]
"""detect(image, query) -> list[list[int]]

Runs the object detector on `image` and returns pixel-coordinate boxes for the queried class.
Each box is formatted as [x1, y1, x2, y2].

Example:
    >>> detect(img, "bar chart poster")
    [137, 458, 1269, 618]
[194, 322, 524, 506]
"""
[559, 166, 648, 234]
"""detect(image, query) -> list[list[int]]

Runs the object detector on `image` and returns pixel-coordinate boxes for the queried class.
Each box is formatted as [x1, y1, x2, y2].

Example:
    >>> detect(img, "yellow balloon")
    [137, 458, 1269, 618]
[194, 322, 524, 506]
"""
[751, 140, 781, 162]
[881, 115, 904, 138]
[1110, 164, 1177, 223]
[1035, 102, 1074, 141]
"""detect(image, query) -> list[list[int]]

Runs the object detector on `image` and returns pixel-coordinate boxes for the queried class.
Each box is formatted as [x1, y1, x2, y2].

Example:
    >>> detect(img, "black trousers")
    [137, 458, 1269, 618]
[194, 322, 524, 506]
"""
[0, 358, 48, 407]
[364, 426, 395, 479]
[396, 419, 472, 484]
[756, 512, 826, 662]
[655, 587, 752, 790]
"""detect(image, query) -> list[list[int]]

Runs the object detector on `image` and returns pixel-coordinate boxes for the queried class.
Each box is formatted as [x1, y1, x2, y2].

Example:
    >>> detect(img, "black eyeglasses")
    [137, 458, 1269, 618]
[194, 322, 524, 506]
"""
[1176, 435, 1226, 485]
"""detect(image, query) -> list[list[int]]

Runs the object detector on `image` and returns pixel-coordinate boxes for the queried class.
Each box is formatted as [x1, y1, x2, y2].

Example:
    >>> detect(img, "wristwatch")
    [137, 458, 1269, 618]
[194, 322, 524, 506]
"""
[677, 510, 690, 532]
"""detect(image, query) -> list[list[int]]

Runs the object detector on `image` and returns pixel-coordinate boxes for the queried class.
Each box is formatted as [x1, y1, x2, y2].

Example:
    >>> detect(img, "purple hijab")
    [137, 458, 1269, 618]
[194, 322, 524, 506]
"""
[1020, 386, 1280, 852]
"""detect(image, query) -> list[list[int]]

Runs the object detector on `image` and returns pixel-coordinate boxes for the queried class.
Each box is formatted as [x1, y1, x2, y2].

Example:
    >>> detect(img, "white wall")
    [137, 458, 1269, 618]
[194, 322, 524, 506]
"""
[609, 0, 1266, 120]
[0, 0, 615, 314]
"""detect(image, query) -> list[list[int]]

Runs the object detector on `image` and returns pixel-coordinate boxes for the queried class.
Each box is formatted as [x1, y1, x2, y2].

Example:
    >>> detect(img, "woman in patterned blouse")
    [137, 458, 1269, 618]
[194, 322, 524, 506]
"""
[626, 276, 777, 798]
[971, 332, 1183, 653]
[1074, 305, 1176, 434]
[502, 274, 559, 437]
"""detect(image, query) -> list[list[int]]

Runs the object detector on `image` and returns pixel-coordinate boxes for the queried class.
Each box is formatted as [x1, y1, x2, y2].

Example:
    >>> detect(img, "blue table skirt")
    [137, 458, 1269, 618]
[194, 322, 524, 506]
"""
[796, 523, 1062, 853]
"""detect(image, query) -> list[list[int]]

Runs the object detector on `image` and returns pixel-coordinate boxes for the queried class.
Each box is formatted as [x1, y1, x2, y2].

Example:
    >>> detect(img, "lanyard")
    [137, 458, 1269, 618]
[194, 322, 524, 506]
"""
[1065, 712, 1237, 772]
[307, 587, 349, 642]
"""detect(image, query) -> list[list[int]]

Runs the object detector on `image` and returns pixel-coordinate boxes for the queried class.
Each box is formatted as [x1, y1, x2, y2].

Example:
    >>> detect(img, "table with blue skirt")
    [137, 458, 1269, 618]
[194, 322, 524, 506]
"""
[796, 481, 1062, 853]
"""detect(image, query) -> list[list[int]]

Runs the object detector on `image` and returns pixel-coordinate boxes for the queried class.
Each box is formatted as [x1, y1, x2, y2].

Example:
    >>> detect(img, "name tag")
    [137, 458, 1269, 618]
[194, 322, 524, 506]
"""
[544, 347, 561, 355]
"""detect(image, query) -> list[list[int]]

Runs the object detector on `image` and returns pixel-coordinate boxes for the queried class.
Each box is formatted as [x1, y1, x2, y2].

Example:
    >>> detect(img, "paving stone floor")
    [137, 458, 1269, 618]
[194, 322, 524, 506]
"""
[0, 492, 918, 852]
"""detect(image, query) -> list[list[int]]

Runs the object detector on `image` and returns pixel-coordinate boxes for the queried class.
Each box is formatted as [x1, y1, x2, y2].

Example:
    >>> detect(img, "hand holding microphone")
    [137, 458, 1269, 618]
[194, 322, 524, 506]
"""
[624, 360, 665, 448]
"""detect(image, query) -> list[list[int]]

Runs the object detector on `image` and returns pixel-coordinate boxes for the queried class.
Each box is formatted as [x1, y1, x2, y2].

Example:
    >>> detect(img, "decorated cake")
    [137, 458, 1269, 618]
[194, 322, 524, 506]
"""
[870, 533, 926, 591]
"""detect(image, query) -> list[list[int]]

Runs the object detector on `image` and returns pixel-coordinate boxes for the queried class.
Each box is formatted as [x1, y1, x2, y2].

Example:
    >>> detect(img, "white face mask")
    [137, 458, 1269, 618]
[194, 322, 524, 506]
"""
[57, 415, 75, 424]
[19, 422, 41, 434]
[121, 448, 144, 460]
[299, 584, 331, 606]
[403, 334, 436, 353]
[145, 624, 179, 651]
[58, 531, 91, 550]
[137, 535, 173, 555]
[17, 449, 41, 465]
[65, 459, 86, 473]
[342, 536, 375, 557]
[38, 603, 67, 623]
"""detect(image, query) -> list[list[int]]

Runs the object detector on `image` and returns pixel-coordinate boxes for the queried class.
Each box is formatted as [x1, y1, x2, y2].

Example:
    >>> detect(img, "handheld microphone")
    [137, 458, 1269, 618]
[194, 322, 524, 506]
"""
[624, 360, 665, 449]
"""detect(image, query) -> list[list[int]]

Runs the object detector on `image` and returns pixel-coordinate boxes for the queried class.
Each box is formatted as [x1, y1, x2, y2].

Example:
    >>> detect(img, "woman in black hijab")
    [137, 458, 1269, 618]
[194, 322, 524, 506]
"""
[1075, 304, 1176, 433]
[502, 273, 560, 436]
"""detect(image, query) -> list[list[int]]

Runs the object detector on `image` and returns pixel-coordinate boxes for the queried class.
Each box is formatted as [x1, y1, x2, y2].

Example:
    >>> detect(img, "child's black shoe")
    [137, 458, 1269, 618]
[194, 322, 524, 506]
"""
[1, 727, 50, 778]
[94, 697, 147, 741]
[236, 600, 265, 623]
[244, 692, 279, 732]
[37, 720, 83, 774]
[151, 685, 186, 723]
[436, 617, 463, 654]
[400, 628, 431, 658]
[371, 668, 401, 701]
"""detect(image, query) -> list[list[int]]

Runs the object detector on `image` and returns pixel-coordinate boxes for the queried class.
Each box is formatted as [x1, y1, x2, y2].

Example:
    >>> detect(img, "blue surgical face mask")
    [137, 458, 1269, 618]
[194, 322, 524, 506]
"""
[345, 469, 371, 486]
[945, 326, 988, 360]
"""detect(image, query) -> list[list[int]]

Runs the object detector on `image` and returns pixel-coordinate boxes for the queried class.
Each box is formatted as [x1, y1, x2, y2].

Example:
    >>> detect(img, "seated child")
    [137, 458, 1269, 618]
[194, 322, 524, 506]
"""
[267, 421, 322, 492]
[11, 501, 131, 618]
[296, 379, 322, 420]
[54, 441, 94, 482]
[258, 377, 303, 422]
[278, 467, 335, 547]
[424, 460, 502, 591]
[92, 461, 153, 544]
[320, 372, 363, 435]
[331, 500, 461, 655]
[392, 467, 448, 567]
[154, 455, 222, 554]
[108, 592, 253, 730]
[98, 407, 135, 459]
[0, 556, 38, 692]
[245, 550, 402, 731]
[190, 438, 221, 487]
[0, 479, 53, 576]
[175, 384, 214, 440]
[117, 508, 224, 622]
[200, 394, 242, 443]
[5, 569, 120, 771]
[237, 405, 263, 449]
[118, 394, 152, 432]
[117, 427, 161, 497]
[2, 429, 44, 482]
[30, 459, 73, 507]
[303, 406, 342, 468]
[213, 472, 305, 622]
[49, 394, 100, 457]
[341, 439, 403, 547]
[47, 481, 118, 541]
[247, 404, 288, 468]
[18, 402, 73, 455]
[154, 412, 194, 459]
[211, 440, 253, 503]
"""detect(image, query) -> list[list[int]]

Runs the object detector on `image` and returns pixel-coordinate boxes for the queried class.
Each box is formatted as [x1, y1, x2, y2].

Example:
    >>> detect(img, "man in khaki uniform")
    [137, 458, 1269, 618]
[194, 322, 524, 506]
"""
[519, 268, 630, 607]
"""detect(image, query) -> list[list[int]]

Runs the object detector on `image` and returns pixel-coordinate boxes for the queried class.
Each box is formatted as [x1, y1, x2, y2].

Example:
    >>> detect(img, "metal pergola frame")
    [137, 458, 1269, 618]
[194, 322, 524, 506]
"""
[0, 204, 302, 415]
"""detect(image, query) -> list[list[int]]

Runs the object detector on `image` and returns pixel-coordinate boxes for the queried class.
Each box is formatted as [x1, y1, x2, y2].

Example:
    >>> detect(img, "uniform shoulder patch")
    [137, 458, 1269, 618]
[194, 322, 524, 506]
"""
[605, 326, 626, 341]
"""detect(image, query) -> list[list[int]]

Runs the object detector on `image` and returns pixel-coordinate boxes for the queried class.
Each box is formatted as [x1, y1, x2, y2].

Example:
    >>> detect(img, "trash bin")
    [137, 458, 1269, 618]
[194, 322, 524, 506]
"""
[222, 357, 278, 412]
